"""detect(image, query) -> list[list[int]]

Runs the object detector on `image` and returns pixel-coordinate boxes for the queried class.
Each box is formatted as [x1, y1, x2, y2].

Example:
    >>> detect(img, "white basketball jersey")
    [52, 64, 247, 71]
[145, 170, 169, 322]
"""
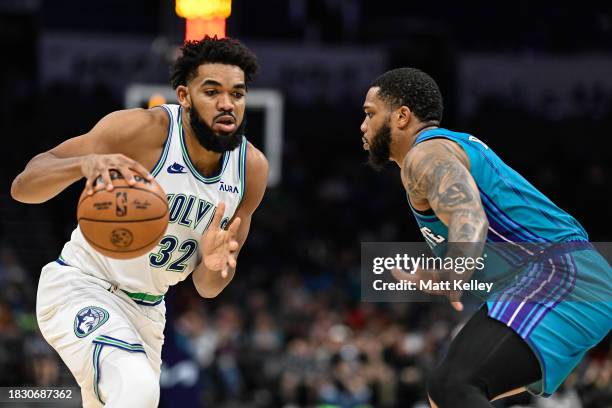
[59, 104, 247, 302]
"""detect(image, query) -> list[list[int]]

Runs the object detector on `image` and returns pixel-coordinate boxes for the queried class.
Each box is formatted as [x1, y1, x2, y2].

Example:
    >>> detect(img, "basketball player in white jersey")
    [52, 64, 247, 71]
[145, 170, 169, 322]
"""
[10, 36, 268, 407]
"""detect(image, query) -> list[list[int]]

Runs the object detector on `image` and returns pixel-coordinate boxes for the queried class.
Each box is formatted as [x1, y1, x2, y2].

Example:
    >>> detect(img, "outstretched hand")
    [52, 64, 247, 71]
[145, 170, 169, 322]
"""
[200, 202, 241, 279]
[391, 267, 464, 312]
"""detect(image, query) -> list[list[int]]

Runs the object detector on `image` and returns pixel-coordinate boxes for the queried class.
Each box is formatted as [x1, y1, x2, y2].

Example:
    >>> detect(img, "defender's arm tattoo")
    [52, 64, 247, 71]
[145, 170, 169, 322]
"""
[403, 141, 488, 243]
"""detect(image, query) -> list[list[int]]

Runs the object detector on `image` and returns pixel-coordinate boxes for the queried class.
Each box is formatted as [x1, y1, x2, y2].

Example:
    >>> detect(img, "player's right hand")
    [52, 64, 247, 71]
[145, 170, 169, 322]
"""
[201, 202, 241, 279]
[80, 153, 153, 195]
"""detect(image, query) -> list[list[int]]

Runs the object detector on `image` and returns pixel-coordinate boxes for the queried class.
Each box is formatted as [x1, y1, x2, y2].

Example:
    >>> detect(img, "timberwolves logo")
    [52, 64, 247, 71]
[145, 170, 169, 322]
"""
[73, 306, 109, 338]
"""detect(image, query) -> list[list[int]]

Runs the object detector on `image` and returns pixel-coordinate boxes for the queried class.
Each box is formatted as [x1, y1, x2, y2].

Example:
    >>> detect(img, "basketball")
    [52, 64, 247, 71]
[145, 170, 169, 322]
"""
[77, 170, 169, 259]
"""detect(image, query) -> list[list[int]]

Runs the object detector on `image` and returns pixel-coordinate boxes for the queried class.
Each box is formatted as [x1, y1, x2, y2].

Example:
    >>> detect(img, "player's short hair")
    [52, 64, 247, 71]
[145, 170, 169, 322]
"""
[170, 36, 259, 89]
[370, 67, 443, 124]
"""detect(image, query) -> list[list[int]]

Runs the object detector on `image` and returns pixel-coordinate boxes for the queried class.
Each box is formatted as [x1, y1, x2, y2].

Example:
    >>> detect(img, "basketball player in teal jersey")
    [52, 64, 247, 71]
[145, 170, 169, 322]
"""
[11, 37, 268, 407]
[360, 68, 611, 407]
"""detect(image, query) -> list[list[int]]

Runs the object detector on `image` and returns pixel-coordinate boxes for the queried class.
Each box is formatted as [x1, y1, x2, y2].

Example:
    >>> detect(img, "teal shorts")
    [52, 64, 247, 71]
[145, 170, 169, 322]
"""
[486, 248, 612, 396]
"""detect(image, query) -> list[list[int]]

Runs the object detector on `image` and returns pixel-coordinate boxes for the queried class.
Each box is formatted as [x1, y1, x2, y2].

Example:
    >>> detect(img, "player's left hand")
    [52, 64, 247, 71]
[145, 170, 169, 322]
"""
[391, 267, 464, 311]
[201, 202, 241, 279]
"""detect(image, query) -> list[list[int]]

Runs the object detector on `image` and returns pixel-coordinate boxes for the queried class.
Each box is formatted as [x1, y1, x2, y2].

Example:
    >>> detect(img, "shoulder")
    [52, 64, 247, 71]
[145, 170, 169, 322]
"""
[401, 138, 472, 199]
[407, 137, 467, 161]
[244, 142, 269, 181]
[402, 138, 469, 178]
[91, 107, 169, 150]
[236, 142, 268, 215]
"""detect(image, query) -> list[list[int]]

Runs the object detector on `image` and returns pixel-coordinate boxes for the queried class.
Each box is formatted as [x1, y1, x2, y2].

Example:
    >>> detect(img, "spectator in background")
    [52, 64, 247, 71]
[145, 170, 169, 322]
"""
[0, 301, 24, 385]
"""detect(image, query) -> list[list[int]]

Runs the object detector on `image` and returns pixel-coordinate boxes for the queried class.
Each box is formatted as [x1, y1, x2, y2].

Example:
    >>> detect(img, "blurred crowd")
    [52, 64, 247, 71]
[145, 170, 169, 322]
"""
[0, 246, 74, 388]
[166, 280, 612, 408]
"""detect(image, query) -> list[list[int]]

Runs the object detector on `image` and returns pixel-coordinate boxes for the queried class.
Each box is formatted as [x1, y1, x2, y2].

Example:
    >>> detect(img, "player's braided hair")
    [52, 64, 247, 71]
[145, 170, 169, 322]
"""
[170, 36, 259, 89]
[370, 68, 443, 124]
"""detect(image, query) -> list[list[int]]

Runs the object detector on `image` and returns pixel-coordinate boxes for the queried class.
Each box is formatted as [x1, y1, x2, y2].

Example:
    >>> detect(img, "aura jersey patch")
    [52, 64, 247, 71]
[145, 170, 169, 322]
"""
[73, 306, 109, 338]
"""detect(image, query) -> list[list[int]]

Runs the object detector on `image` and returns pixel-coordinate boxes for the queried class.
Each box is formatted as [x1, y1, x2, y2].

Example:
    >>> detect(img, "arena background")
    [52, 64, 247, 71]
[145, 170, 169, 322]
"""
[1, 1, 611, 407]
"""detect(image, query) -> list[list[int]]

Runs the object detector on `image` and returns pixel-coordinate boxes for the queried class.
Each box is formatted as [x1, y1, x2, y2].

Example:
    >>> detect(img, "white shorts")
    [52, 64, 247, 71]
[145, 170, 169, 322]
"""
[36, 261, 166, 407]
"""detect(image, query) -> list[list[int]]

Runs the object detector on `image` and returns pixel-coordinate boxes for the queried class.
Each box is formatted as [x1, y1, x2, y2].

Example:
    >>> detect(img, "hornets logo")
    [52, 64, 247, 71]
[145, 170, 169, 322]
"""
[73, 306, 109, 338]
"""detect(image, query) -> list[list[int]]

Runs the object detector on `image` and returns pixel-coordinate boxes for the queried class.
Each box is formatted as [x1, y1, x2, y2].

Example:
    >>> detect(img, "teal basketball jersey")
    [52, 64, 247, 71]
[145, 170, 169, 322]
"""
[407, 128, 611, 398]
[409, 128, 588, 252]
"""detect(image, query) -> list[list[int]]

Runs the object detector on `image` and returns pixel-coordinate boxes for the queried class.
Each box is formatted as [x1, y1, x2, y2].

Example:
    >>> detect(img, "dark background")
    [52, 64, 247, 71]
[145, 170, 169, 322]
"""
[0, 1, 610, 407]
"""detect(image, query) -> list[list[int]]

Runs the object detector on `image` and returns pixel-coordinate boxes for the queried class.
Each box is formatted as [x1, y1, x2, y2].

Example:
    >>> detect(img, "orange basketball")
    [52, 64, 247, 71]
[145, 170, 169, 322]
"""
[77, 170, 169, 259]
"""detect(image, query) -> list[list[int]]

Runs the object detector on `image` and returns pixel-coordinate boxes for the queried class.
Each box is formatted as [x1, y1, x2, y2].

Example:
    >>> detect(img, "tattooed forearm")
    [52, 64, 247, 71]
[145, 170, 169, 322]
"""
[448, 211, 488, 242]
[453, 215, 478, 241]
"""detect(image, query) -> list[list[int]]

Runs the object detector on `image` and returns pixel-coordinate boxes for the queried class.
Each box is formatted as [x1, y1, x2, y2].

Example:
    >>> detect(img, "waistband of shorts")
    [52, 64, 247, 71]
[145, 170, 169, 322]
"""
[120, 289, 164, 306]
[55, 257, 164, 307]
[533, 241, 594, 261]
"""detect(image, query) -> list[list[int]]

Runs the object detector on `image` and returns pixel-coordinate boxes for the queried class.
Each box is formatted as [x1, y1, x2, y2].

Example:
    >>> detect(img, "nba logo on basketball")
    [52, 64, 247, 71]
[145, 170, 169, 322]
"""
[116, 192, 128, 216]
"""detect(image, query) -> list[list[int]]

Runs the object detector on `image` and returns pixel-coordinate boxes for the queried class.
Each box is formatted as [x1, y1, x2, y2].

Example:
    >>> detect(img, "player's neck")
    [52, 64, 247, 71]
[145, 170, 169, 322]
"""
[182, 124, 225, 177]
[390, 123, 439, 167]
[389, 134, 413, 167]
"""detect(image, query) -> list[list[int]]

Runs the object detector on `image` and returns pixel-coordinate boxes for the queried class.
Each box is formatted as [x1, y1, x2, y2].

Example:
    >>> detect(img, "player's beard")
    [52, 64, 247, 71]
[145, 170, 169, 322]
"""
[367, 121, 392, 171]
[189, 105, 245, 153]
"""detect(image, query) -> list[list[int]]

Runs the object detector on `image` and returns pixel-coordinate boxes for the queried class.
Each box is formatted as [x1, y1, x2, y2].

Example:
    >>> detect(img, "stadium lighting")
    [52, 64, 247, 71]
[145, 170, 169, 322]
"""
[176, 0, 232, 40]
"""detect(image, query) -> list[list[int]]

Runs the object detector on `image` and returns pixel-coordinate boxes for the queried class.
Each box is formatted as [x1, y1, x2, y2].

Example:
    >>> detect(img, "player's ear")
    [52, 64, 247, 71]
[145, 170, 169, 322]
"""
[176, 85, 191, 109]
[396, 106, 412, 129]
